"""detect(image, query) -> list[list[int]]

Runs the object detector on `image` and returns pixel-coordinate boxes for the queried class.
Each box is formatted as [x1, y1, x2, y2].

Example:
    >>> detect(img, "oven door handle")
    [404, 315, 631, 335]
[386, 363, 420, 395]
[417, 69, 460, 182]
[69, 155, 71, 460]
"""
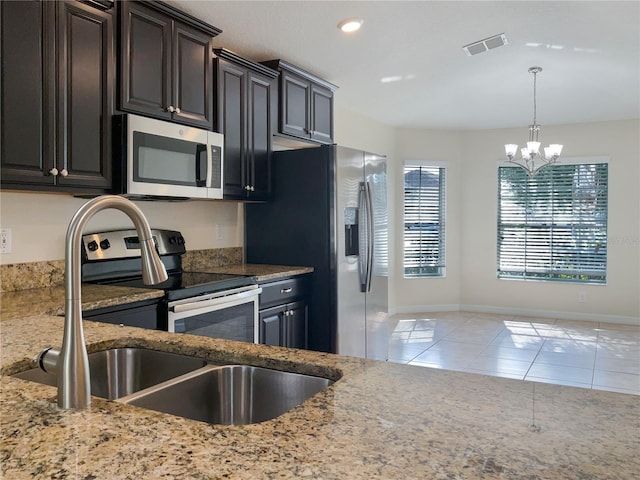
[170, 287, 262, 314]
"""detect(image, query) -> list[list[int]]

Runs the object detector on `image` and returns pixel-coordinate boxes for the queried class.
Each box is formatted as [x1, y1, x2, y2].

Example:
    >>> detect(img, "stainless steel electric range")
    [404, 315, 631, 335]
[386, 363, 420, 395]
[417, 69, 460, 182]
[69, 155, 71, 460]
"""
[81, 229, 261, 343]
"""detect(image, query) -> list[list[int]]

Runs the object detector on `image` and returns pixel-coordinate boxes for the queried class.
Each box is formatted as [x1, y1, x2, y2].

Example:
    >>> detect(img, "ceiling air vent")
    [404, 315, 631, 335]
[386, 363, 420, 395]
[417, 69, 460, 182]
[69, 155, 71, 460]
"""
[462, 33, 508, 56]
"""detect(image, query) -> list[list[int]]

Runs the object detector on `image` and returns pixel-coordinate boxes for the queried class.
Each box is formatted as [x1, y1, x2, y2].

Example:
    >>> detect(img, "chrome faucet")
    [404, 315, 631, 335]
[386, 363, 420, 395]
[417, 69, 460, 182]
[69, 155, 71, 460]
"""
[39, 195, 168, 409]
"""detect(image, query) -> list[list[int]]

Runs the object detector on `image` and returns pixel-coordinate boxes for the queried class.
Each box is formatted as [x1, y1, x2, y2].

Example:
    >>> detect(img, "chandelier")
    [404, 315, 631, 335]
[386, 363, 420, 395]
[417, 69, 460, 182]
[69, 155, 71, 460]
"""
[504, 66, 563, 177]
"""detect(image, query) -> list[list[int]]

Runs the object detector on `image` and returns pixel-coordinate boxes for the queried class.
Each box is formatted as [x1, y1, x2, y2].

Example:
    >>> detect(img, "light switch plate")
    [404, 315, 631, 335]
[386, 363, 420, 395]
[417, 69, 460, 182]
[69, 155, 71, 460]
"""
[1, 228, 12, 254]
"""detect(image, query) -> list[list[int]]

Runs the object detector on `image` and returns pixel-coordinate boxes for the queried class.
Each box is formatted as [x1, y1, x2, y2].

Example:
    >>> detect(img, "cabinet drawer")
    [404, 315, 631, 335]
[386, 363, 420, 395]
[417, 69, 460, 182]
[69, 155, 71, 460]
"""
[259, 276, 308, 308]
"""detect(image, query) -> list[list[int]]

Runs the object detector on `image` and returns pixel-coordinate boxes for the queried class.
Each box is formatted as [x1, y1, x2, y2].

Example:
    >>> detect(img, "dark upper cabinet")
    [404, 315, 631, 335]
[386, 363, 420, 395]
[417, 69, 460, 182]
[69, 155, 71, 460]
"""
[1, 0, 114, 193]
[119, 1, 220, 130]
[214, 49, 277, 200]
[57, 0, 114, 189]
[262, 59, 338, 145]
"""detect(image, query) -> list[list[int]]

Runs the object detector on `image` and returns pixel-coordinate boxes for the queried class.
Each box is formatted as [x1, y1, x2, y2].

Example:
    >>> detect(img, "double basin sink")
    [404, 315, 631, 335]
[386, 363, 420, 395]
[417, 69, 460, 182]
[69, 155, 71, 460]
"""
[14, 348, 334, 425]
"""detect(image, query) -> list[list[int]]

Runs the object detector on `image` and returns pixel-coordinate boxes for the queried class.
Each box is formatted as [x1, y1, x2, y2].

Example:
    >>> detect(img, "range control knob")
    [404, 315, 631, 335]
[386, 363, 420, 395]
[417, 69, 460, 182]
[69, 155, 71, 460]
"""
[177, 235, 185, 245]
[87, 240, 99, 252]
[99, 239, 111, 250]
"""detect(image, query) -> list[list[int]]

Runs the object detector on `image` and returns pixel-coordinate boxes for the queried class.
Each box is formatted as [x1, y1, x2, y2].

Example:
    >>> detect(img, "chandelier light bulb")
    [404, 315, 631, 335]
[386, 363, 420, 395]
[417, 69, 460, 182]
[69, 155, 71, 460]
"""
[505, 144, 518, 158]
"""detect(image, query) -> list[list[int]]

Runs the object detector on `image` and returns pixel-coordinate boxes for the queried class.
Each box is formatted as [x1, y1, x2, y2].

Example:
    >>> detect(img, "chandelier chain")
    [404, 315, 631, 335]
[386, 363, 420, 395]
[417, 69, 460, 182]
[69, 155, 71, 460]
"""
[532, 70, 537, 126]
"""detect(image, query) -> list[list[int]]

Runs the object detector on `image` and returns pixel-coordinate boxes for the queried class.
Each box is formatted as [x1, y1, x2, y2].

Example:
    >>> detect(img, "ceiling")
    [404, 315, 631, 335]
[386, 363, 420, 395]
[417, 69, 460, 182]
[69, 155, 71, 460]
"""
[170, 0, 640, 130]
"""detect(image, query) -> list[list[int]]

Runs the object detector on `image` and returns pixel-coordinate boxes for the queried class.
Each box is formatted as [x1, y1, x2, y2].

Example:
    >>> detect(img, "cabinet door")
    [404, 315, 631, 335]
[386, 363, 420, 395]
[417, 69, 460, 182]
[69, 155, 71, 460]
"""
[284, 300, 308, 349]
[280, 70, 310, 139]
[0, 0, 56, 186]
[259, 305, 284, 346]
[310, 83, 333, 144]
[172, 22, 212, 129]
[120, 2, 172, 120]
[247, 71, 274, 200]
[216, 59, 247, 198]
[56, 0, 113, 190]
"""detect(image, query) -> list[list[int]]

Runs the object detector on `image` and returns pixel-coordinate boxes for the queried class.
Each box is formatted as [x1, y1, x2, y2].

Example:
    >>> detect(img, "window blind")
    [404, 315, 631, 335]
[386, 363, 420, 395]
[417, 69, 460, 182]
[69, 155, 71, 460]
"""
[404, 165, 446, 277]
[497, 163, 608, 283]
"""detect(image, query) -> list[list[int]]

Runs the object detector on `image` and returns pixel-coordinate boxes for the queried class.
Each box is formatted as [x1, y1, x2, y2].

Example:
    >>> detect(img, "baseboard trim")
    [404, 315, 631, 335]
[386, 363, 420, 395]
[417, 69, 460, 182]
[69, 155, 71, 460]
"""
[389, 305, 461, 315]
[389, 304, 639, 326]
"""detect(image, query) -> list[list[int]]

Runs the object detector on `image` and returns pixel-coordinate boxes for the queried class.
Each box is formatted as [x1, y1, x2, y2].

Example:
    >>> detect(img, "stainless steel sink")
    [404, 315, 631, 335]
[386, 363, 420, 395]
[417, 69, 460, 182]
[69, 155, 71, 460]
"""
[12, 348, 208, 400]
[120, 364, 334, 425]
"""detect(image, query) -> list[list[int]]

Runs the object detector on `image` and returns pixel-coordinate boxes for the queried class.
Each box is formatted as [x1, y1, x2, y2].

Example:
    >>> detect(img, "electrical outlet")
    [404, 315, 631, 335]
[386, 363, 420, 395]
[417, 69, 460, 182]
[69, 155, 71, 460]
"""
[0, 228, 12, 254]
[578, 291, 587, 303]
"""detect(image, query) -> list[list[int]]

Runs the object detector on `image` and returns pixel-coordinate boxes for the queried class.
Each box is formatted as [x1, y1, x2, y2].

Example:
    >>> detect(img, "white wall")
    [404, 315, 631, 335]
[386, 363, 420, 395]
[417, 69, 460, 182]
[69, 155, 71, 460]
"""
[391, 128, 464, 312]
[459, 120, 640, 321]
[0, 192, 243, 264]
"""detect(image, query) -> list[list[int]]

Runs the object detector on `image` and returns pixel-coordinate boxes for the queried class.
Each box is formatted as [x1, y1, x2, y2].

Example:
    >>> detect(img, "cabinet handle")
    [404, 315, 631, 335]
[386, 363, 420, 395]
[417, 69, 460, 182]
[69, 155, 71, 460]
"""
[49, 167, 59, 176]
[167, 105, 175, 113]
[60, 169, 68, 177]
[244, 185, 251, 191]
[250, 185, 255, 192]
[175, 107, 181, 114]
[280, 287, 292, 294]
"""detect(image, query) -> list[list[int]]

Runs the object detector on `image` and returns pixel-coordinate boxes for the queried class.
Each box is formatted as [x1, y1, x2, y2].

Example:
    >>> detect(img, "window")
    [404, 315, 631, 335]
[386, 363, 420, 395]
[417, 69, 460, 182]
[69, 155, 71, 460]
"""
[497, 162, 608, 283]
[403, 163, 446, 277]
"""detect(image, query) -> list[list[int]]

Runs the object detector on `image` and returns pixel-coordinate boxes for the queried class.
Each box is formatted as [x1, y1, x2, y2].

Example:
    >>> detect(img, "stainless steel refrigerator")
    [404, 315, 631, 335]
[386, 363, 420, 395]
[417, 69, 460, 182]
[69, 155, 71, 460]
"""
[245, 145, 389, 360]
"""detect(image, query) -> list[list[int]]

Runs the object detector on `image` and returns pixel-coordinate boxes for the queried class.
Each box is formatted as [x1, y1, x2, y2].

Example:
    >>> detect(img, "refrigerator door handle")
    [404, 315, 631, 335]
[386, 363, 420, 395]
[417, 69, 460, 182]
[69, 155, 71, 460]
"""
[365, 181, 374, 292]
[358, 182, 368, 292]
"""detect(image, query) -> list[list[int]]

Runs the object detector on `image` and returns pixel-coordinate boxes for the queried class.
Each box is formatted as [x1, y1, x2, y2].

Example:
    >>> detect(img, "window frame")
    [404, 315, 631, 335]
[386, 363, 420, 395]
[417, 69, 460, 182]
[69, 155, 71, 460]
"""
[496, 157, 609, 284]
[403, 160, 447, 279]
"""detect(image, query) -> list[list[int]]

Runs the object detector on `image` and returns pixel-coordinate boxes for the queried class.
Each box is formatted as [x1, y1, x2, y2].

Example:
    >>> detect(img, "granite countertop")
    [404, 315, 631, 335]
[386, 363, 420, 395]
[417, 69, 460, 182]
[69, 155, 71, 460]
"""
[0, 284, 164, 321]
[183, 259, 314, 282]
[206, 263, 313, 282]
[1, 304, 639, 478]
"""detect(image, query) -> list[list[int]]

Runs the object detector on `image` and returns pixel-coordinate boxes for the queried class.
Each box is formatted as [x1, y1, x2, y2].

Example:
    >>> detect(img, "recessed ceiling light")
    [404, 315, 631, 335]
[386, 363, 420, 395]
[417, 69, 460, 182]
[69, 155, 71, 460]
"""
[338, 18, 364, 33]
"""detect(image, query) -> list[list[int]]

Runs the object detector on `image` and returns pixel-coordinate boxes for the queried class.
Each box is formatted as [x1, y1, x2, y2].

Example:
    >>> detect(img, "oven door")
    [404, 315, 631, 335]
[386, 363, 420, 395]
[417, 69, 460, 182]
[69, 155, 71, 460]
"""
[167, 285, 262, 343]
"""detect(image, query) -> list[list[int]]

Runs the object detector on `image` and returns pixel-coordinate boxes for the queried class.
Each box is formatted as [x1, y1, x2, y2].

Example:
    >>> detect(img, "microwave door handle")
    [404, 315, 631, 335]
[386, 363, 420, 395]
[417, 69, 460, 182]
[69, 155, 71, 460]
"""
[206, 142, 214, 189]
[195, 143, 207, 186]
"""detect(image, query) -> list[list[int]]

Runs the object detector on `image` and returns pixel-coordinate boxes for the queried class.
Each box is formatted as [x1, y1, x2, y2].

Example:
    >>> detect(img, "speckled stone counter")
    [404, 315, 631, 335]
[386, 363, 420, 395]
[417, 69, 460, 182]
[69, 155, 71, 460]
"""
[201, 263, 314, 282]
[0, 284, 164, 321]
[182, 248, 313, 281]
[1, 307, 638, 478]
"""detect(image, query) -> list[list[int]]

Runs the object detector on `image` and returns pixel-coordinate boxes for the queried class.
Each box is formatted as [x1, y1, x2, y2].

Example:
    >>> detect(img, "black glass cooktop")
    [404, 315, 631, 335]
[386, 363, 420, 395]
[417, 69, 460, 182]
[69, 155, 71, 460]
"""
[93, 271, 257, 301]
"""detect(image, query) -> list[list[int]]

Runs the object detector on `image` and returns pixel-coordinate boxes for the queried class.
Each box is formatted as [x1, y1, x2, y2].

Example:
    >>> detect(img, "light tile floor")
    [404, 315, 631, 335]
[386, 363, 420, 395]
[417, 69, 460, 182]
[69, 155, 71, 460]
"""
[388, 312, 640, 395]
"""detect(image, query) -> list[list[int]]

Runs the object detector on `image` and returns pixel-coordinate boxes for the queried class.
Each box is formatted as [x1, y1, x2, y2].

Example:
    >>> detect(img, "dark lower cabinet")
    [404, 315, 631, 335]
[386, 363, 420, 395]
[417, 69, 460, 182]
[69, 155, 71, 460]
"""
[262, 59, 337, 145]
[258, 276, 309, 349]
[119, 1, 220, 129]
[214, 49, 277, 200]
[259, 301, 308, 349]
[1, 0, 114, 193]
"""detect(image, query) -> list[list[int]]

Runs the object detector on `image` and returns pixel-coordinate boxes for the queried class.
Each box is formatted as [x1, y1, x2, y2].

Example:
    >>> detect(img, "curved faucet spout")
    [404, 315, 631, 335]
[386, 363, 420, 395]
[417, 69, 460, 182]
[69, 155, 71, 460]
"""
[57, 195, 168, 409]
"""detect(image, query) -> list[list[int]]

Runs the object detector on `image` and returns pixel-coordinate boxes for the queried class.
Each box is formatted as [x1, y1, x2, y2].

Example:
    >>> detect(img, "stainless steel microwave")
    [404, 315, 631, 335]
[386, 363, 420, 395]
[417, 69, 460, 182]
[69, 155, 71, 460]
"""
[114, 114, 224, 200]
